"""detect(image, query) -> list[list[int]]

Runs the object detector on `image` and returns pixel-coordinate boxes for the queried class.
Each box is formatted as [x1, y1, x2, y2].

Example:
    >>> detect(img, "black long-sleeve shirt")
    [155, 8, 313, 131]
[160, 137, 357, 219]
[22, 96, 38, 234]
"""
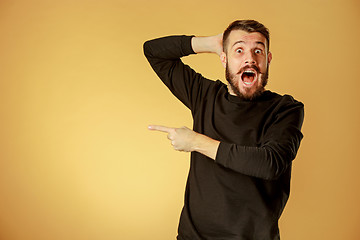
[144, 35, 304, 240]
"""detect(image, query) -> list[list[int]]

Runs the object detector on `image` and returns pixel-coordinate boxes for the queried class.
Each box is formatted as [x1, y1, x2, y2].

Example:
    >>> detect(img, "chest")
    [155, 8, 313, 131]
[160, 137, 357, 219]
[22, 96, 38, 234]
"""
[193, 96, 279, 146]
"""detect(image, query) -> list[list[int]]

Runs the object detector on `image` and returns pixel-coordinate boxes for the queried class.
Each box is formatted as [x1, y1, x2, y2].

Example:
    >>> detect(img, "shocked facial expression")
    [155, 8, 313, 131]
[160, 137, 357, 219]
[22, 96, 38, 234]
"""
[221, 30, 272, 100]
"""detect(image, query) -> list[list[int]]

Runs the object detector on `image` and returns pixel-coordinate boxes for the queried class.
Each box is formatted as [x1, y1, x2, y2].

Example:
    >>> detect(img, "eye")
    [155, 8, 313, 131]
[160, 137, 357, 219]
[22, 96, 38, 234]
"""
[255, 49, 262, 54]
[236, 48, 243, 53]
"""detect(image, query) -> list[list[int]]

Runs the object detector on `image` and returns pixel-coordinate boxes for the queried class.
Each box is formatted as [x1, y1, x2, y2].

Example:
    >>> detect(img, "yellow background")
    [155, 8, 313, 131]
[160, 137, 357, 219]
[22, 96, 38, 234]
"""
[0, 0, 359, 239]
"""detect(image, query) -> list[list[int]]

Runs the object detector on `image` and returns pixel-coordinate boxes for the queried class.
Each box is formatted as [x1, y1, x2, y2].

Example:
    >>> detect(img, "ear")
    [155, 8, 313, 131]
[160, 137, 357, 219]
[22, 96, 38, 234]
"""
[267, 51, 272, 65]
[220, 51, 227, 68]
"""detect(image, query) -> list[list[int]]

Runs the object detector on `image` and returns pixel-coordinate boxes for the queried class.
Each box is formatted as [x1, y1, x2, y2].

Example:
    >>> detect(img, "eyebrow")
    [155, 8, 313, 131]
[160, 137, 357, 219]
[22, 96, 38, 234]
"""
[232, 40, 266, 48]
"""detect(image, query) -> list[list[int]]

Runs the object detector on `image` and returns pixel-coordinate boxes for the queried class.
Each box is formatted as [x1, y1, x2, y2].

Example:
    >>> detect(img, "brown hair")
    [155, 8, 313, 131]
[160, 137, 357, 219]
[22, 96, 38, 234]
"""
[223, 20, 270, 52]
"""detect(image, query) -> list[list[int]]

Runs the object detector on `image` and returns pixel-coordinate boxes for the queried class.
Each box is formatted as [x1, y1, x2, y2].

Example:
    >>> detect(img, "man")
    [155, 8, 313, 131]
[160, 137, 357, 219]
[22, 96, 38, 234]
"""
[144, 20, 304, 240]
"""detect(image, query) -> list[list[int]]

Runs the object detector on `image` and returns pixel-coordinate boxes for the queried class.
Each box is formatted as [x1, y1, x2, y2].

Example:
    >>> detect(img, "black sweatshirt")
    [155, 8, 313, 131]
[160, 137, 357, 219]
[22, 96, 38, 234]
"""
[144, 35, 304, 240]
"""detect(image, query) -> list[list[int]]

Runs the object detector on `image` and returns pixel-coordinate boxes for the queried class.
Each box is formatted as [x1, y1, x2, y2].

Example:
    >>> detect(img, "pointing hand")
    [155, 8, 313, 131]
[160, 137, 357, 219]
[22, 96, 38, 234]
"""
[148, 125, 197, 152]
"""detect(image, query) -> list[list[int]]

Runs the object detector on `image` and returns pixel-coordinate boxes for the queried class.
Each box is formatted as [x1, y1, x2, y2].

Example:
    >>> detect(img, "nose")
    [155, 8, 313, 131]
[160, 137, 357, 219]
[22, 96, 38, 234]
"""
[244, 52, 256, 65]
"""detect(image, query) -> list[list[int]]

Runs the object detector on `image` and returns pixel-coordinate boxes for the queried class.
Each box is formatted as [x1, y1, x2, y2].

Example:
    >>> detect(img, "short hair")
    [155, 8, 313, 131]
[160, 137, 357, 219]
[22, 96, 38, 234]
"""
[223, 20, 270, 52]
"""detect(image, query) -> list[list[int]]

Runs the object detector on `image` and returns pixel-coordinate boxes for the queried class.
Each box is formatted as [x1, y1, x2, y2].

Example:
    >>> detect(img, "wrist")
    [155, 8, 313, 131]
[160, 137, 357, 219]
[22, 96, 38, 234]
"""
[190, 132, 202, 152]
[191, 132, 220, 160]
[191, 36, 222, 55]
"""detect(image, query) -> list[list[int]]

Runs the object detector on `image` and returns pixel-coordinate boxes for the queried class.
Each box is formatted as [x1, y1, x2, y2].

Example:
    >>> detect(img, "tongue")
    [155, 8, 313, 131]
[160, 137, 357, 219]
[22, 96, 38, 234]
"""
[243, 75, 254, 84]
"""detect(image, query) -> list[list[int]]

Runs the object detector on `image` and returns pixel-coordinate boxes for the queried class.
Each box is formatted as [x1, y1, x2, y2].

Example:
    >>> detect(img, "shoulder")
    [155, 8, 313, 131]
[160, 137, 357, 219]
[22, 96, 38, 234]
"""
[265, 91, 304, 124]
[266, 91, 304, 108]
[200, 79, 227, 94]
[283, 94, 303, 105]
[281, 94, 304, 113]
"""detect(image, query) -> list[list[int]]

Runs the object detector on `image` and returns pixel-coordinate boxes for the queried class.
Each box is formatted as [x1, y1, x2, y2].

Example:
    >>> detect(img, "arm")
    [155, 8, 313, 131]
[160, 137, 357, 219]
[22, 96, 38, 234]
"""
[149, 101, 304, 180]
[143, 35, 223, 110]
[215, 101, 304, 180]
[143, 35, 201, 110]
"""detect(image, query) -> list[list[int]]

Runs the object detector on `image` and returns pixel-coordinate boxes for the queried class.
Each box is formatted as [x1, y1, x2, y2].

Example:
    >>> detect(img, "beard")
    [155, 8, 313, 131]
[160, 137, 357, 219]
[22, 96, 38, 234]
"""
[225, 62, 269, 101]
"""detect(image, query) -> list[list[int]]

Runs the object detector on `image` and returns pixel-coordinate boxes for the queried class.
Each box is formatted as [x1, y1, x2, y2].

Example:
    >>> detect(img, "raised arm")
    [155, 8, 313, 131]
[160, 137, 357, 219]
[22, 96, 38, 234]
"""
[143, 35, 223, 111]
[144, 35, 202, 110]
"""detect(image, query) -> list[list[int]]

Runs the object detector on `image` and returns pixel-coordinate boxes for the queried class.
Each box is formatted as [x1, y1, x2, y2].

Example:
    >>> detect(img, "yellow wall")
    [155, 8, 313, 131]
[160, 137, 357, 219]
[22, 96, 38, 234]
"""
[1, 0, 359, 239]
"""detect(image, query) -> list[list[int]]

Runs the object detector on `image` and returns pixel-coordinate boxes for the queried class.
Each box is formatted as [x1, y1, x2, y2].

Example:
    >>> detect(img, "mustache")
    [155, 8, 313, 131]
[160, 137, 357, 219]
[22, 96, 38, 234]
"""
[237, 65, 261, 74]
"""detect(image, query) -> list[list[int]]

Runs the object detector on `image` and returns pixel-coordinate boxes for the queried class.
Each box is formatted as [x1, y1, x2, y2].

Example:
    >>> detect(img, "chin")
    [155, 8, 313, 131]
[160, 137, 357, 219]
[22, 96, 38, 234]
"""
[237, 86, 265, 100]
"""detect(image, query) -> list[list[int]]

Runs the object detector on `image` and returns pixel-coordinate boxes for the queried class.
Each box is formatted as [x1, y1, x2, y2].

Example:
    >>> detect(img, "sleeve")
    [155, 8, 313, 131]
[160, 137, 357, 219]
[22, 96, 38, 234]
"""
[143, 35, 211, 111]
[215, 98, 305, 180]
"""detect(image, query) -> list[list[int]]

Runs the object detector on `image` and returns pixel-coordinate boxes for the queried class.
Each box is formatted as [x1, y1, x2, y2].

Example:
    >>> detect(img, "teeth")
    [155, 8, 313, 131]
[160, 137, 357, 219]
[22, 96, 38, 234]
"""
[244, 70, 255, 74]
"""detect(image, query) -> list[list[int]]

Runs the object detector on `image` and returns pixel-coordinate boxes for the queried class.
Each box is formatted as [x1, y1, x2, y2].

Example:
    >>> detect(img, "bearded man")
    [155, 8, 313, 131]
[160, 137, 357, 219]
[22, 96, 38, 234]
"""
[144, 20, 304, 240]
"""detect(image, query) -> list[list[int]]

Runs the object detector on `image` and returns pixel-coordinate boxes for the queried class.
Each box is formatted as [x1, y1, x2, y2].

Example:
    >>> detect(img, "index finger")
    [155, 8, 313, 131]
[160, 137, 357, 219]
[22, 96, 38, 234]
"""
[148, 125, 174, 133]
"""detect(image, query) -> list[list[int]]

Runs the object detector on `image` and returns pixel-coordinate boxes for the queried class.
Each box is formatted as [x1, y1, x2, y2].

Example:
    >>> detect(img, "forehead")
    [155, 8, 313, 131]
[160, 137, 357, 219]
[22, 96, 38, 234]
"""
[228, 30, 267, 49]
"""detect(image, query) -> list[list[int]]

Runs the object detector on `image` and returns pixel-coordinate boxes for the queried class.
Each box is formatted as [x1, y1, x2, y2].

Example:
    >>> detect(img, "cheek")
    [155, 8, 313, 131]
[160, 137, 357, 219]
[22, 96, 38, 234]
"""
[227, 57, 243, 70]
[258, 58, 268, 71]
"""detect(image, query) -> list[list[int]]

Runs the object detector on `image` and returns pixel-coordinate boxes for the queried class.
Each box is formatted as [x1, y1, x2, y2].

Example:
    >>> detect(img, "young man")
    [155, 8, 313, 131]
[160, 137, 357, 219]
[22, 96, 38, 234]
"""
[144, 20, 304, 240]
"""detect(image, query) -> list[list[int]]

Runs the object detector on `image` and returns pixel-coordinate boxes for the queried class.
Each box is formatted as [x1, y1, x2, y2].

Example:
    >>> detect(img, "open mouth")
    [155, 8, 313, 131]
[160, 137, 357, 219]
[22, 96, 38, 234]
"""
[241, 69, 257, 86]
